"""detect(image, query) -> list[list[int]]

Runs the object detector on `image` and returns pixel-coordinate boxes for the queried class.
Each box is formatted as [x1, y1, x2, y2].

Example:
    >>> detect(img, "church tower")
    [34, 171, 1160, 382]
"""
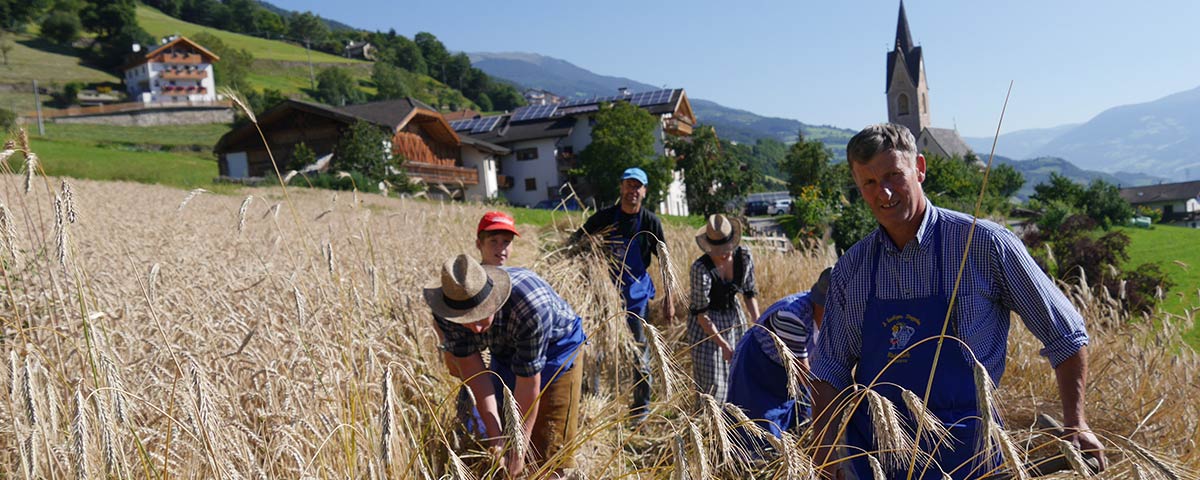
[887, 1, 930, 138]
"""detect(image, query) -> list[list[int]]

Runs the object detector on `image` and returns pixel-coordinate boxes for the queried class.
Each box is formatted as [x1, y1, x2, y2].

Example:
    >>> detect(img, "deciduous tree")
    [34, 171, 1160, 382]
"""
[577, 101, 675, 209]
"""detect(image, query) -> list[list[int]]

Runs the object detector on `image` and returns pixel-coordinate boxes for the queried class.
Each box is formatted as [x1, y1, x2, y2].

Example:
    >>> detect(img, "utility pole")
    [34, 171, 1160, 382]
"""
[304, 39, 316, 91]
[33, 80, 44, 136]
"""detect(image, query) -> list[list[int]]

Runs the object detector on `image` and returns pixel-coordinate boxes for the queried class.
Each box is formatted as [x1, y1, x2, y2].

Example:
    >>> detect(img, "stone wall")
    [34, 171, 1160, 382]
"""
[49, 107, 233, 126]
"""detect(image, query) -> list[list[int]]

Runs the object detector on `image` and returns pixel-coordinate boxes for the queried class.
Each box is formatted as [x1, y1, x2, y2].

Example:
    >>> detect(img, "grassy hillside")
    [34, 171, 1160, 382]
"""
[1119, 224, 1200, 346]
[5, 123, 231, 192]
[136, 5, 359, 64]
[135, 4, 474, 109]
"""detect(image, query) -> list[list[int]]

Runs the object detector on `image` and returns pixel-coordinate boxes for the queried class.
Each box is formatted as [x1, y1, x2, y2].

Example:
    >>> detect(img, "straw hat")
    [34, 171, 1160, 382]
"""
[695, 214, 741, 252]
[423, 254, 512, 324]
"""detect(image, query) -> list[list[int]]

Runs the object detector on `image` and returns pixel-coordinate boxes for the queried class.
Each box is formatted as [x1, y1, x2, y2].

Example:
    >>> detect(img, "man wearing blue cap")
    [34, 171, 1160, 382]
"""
[573, 167, 673, 424]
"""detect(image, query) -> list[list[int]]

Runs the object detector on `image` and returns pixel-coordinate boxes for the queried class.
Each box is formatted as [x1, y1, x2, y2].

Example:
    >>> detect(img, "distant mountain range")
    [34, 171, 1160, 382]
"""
[471, 51, 1185, 193]
[967, 86, 1200, 182]
[468, 52, 853, 155]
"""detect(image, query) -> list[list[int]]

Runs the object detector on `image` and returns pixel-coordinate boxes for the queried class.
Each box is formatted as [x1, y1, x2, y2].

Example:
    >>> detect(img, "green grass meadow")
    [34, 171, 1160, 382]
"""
[1119, 225, 1200, 346]
[5, 123, 234, 192]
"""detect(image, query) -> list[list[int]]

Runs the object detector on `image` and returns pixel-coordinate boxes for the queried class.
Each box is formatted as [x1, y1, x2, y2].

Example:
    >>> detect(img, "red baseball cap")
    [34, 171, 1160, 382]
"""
[477, 211, 520, 236]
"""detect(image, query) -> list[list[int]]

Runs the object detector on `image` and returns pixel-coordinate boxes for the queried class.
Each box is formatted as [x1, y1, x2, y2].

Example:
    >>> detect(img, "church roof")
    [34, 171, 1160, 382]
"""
[895, 1, 915, 52]
[921, 127, 972, 158]
[886, 1, 924, 93]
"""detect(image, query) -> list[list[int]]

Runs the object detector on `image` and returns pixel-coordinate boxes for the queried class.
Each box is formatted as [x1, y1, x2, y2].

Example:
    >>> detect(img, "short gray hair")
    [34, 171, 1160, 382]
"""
[846, 123, 918, 165]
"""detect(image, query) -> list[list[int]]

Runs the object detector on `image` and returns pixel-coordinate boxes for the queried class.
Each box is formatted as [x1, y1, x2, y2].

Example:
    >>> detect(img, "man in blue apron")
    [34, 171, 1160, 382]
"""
[727, 267, 831, 454]
[574, 167, 673, 424]
[810, 124, 1106, 479]
[427, 254, 587, 477]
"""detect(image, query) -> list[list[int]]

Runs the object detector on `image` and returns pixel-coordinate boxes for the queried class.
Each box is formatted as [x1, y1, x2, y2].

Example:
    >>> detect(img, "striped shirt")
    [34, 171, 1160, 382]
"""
[435, 267, 582, 377]
[811, 202, 1089, 390]
[753, 292, 819, 364]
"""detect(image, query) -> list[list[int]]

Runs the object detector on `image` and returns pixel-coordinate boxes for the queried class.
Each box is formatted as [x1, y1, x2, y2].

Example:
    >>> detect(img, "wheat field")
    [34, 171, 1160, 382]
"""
[0, 133, 1198, 479]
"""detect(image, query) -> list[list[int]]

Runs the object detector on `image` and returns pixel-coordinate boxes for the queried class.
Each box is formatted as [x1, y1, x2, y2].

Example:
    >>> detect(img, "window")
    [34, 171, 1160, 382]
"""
[921, 93, 928, 111]
[524, 178, 537, 191]
[897, 94, 910, 116]
[516, 148, 538, 161]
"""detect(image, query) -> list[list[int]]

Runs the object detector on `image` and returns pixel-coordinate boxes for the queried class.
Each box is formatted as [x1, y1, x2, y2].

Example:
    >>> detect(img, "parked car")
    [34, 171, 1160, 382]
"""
[768, 198, 793, 216]
[532, 198, 582, 211]
[744, 200, 770, 216]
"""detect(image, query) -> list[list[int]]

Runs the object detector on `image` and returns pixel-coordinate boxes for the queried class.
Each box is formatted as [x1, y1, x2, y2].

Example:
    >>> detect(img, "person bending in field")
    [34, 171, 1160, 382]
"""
[437, 211, 524, 438]
[425, 249, 586, 477]
[726, 267, 830, 452]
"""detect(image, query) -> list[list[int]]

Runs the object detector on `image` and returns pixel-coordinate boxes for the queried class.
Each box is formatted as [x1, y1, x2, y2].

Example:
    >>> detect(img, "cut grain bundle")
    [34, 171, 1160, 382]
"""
[177, 188, 208, 212]
[500, 383, 527, 467]
[699, 393, 734, 468]
[71, 389, 91, 478]
[900, 389, 951, 454]
[379, 367, 397, 467]
[0, 199, 19, 266]
[686, 420, 711, 479]
[643, 321, 685, 401]
[238, 196, 253, 234]
[864, 389, 914, 472]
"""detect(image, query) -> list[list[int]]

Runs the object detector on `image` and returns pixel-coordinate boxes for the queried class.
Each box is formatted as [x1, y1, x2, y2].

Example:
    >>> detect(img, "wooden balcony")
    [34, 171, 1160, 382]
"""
[497, 174, 514, 189]
[664, 118, 694, 136]
[160, 70, 207, 80]
[154, 53, 204, 65]
[405, 161, 479, 186]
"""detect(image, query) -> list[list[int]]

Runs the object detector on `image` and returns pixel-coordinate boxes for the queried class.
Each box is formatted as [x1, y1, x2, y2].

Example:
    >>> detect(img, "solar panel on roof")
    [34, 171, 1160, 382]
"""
[630, 89, 673, 106]
[510, 104, 558, 122]
[471, 116, 501, 134]
[449, 119, 473, 131]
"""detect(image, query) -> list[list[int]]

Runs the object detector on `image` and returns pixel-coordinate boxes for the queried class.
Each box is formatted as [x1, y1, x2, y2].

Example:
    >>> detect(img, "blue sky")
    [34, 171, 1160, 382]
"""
[269, 0, 1199, 137]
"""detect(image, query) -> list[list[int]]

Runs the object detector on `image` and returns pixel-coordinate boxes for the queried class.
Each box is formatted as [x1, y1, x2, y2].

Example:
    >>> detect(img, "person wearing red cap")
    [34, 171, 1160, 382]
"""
[477, 211, 520, 266]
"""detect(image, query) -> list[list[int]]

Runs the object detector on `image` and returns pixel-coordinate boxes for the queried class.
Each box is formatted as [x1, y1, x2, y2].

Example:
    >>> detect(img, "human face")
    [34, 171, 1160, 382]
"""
[463, 312, 495, 334]
[620, 178, 646, 211]
[476, 231, 515, 266]
[707, 243, 735, 262]
[850, 150, 927, 245]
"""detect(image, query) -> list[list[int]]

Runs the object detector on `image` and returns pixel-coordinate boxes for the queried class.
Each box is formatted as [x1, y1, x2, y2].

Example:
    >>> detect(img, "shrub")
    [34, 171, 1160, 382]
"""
[0, 107, 15, 133]
[40, 10, 82, 45]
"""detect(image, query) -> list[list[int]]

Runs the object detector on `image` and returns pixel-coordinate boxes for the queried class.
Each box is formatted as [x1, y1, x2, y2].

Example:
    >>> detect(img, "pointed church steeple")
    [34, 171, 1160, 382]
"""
[886, 0, 930, 138]
[895, 0, 914, 52]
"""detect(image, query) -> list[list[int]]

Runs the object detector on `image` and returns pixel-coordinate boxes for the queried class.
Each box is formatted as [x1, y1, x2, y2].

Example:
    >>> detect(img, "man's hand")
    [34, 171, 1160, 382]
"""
[1055, 348, 1106, 471]
[1069, 424, 1107, 471]
[506, 451, 526, 477]
[662, 300, 676, 323]
[721, 343, 734, 363]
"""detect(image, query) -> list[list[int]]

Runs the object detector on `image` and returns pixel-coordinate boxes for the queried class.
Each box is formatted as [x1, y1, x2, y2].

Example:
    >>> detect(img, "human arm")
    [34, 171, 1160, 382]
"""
[1055, 347, 1106, 470]
[811, 380, 844, 479]
[448, 353, 503, 445]
[740, 247, 760, 322]
[506, 372, 542, 476]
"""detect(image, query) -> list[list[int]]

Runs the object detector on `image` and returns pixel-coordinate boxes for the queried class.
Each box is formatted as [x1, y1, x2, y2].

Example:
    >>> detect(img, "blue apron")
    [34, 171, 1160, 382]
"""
[846, 227, 999, 480]
[727, 327, 811, 453]
[613, 212, 655, 313]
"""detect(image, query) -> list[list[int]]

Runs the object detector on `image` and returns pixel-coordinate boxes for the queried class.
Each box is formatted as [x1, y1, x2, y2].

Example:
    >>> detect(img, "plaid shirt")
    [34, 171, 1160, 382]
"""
[812, 202, 1089, 390]
[435, 267, 581, 377]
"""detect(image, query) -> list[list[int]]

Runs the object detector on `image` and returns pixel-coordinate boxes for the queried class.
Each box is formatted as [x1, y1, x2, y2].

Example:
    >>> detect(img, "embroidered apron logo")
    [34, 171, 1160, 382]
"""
[884, 314, 920, 362]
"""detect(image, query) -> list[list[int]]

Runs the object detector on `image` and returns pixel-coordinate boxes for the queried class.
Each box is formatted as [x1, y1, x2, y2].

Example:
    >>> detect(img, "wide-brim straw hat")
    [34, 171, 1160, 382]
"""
[423, 254, 512, 324]
[695, 214, 741, 252]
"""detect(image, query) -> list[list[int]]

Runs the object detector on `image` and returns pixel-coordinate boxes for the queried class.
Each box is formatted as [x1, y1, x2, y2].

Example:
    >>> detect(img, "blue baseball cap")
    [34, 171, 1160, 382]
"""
[621, 167, 648, 186]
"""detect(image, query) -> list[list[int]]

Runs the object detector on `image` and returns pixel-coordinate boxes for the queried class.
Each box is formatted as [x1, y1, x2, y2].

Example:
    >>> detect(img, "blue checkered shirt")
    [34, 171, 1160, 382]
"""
[811, 202, 1089, 390]
[435, 267, 582, 377]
